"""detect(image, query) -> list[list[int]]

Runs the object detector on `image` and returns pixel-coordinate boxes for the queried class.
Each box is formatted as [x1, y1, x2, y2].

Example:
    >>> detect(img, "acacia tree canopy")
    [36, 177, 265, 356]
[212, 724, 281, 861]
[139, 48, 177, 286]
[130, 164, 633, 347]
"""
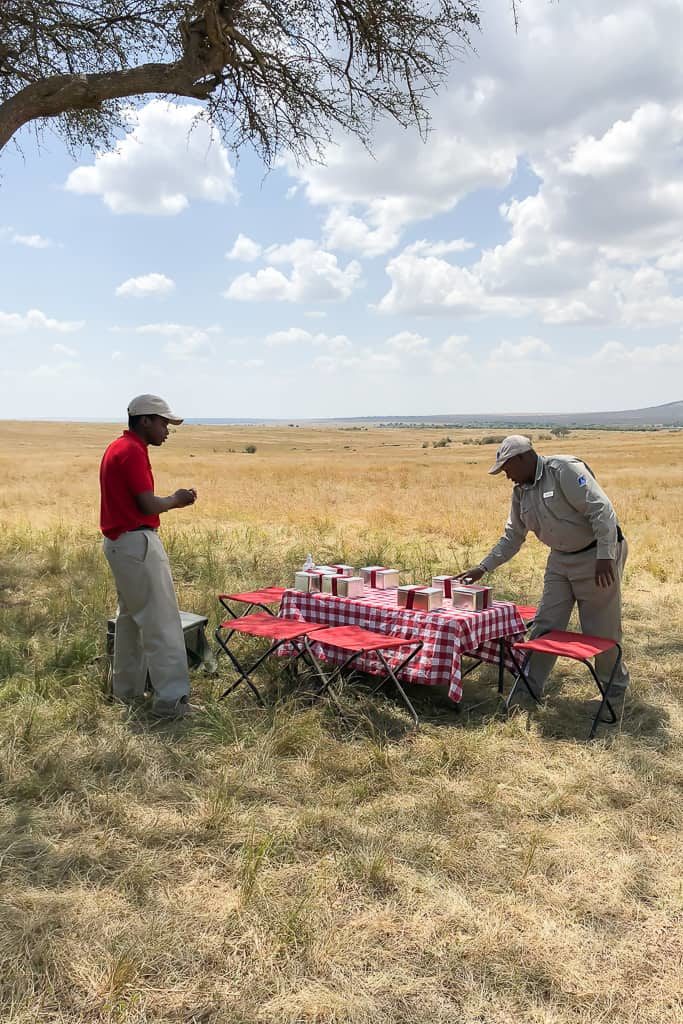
[0, 1, 481, 160]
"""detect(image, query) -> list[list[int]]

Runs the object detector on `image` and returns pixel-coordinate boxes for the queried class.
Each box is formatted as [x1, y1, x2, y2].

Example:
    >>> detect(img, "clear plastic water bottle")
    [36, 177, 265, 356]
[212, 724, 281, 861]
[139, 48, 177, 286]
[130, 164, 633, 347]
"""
[303, 553, 314, 571]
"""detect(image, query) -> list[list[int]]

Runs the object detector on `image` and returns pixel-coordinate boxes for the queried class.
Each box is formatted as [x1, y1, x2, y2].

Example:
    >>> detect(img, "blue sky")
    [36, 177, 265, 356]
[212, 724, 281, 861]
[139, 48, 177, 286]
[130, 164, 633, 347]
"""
[1, 0, 682, 420]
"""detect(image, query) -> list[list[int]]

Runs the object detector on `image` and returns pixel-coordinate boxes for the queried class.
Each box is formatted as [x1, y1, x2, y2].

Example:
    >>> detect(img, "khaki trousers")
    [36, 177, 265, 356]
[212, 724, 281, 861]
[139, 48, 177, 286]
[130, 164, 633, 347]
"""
[526, 539, 629, 696]
[103, 530, 190, 706]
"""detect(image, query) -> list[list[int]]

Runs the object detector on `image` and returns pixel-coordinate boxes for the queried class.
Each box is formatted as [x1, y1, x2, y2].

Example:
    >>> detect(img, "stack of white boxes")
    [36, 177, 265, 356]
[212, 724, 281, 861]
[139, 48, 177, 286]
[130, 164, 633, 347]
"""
[294, 570, 328, 593]
[321, 575, 364, 598]
[432, 576, 493, 610]
[360, 566, 400, 589]
[294, 562, 363, 596]
[397, 585, 443, 611]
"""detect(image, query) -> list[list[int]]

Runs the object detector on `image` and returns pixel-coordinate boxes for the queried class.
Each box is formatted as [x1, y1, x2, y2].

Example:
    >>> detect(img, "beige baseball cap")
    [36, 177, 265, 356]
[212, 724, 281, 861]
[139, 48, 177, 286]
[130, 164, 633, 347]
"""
[127, 394, 183, 425]
[488, 434, 533, 474]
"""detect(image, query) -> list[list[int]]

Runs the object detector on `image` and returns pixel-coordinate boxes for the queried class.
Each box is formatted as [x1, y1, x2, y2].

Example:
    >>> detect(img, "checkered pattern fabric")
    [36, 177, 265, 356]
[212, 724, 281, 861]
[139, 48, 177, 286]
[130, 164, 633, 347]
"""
[279, 587, 527, 703]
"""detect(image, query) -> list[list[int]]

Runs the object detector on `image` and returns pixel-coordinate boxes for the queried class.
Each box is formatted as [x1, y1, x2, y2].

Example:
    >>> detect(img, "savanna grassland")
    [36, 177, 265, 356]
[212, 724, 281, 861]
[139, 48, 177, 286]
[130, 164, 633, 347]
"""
[0, 420, 681, 1024]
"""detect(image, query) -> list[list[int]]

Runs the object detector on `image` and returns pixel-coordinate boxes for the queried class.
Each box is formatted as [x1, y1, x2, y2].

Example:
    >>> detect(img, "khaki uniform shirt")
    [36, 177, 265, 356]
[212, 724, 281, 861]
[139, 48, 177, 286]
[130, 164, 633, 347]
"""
[480, 455, 619, 573]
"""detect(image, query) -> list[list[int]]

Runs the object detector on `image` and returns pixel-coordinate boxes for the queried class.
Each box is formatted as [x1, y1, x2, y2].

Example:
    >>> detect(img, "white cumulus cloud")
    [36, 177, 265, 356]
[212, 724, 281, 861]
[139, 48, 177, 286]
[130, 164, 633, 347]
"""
[65, 101, 237, 215]
[0, 309, 84, 334]
[314, 350, 401, 374]
[432, 335, 473, 373]
[265, 327, 351, 351]
[117, 321, 218, 359]
[12, 233, 56, 249]
[490, 336, 552, 363]
[285, 125, 517, 257]
[265, 327, 313, 346]
[591, 339, 683, 365]
[115, 273, 175, 298]
[386, 331, 430, 353]
[226, 239, 361, 303]
[226, 234, 262, 261]
[378, 245, 521, 316]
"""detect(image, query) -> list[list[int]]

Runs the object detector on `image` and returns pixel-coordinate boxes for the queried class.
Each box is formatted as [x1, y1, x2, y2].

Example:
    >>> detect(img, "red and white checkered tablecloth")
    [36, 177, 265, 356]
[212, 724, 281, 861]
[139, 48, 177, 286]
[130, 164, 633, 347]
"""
[279, 587, 527, 703]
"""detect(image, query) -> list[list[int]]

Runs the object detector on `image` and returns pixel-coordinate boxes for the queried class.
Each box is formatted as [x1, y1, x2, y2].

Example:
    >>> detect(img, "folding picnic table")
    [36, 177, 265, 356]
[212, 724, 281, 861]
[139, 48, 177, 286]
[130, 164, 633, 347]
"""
[278, 586, 528, 705]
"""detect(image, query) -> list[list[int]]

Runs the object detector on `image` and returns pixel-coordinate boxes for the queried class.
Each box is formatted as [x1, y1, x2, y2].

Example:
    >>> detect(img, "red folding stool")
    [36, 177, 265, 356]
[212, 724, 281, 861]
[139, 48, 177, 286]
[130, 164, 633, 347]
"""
[462, 603, 538, 697]
[494, 604, 538, 693]
[305, 625, 424, 727]
[515, 605, 538, 626]
[218, 587, 286, 619]
[507, 629, 623, 740]
[215, 612, 327, 704]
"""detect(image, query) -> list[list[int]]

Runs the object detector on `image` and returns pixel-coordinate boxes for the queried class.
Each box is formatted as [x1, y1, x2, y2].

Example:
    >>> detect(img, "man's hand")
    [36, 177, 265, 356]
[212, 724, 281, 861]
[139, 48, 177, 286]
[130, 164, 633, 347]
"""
[595, 558, 616, 588]
[173, 487, 197, 508]
[454, 566, 485, 584]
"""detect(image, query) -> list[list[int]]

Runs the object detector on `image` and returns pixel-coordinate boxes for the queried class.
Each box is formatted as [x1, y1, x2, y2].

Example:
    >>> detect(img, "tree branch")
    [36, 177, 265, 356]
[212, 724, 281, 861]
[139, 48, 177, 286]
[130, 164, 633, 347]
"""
[0, 2, 482, 160]
[0, 59, 216, 152]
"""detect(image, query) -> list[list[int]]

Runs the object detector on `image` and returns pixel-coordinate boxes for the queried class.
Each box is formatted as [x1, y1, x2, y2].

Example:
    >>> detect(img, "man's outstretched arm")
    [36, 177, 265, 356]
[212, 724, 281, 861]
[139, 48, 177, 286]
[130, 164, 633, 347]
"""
[136, 488, 197, 515]
[456, 489, 528, 582]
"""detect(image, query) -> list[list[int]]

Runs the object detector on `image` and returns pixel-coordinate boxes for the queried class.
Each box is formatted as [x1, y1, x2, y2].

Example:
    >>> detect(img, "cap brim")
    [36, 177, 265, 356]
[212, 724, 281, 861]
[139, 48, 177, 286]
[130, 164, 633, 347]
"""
[488, 460, 506, 475]
[167, 416, 183, 425]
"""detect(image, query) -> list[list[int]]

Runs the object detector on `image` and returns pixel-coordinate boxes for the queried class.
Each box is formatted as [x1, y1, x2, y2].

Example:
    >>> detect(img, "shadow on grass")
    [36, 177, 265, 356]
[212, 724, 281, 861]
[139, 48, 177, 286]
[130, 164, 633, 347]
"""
[117, 642, 672, 749]
[258, 658, 674, 747]
[532, 690, 672, 746]
[453, 663, 673, 747]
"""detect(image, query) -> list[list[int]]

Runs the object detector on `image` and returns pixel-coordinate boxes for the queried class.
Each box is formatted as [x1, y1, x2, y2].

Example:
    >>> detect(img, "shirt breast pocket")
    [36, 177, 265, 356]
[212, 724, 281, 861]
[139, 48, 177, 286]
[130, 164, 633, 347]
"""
[520, 494, 540, 532]
[542, 489, 574, 520]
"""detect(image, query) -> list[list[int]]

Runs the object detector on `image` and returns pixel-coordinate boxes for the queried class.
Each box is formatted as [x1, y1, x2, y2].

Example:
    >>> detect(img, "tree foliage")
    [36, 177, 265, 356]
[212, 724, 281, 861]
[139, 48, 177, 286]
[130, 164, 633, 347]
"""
[0, 1, 480, 158]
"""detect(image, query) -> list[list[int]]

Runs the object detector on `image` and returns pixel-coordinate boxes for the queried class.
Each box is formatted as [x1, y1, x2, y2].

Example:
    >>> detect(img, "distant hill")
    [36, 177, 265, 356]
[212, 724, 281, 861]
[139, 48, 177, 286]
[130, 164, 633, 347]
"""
[321, 400, 683, 429]
[188, 400, 683, 429]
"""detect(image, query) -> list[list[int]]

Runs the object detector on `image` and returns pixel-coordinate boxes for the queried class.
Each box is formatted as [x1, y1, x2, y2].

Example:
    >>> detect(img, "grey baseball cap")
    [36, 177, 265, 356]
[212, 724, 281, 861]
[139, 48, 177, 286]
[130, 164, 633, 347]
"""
[488, 434, 533, 474]
[127, 394, 183, 424]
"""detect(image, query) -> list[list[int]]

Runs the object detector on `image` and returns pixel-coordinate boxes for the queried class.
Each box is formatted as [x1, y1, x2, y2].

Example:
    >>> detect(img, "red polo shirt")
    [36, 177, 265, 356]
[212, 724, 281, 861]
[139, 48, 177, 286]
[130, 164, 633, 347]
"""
[99, 430, 160, 539]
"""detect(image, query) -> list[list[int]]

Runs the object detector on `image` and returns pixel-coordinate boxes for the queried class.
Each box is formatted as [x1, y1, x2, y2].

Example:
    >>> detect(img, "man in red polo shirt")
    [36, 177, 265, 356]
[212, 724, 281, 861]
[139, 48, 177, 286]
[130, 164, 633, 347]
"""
[100, 394, 198, 718]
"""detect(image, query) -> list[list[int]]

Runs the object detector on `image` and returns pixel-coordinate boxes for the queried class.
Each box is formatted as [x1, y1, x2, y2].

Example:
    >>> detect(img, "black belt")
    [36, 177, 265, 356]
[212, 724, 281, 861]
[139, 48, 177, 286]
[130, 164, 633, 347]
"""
[129, 525, 156, 533]
[566, 524, 624, 555]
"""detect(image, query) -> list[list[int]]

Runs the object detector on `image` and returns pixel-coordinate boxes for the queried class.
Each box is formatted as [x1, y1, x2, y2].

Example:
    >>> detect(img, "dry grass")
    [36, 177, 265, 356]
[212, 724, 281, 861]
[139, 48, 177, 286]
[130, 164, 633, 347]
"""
[0, 421, 681, 1023]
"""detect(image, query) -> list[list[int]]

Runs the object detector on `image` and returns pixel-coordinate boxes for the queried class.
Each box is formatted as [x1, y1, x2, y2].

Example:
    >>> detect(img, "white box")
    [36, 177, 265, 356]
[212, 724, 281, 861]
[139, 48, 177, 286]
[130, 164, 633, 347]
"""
[397, 586, 443, 611]
[432, 575, 458, 598]
[320, 575, 364, 598]
[433, 577, 493, 609]
[449, 587, 478, 611]
[360, 566, 400, 589]
[329, 564, 356, 576]
[448, 584, 493, 611]
[469, 585, 493, 609]
[294, 570, 328, 593]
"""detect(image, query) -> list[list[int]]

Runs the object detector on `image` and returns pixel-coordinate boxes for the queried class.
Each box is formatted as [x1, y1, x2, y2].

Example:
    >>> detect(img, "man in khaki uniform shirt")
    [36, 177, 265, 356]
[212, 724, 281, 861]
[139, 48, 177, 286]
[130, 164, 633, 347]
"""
[458, 435, 629, 699]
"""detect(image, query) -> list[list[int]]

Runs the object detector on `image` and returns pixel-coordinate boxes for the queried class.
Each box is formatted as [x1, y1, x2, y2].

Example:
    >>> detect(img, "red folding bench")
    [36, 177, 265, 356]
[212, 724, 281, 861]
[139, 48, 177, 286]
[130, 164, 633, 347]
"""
[493, 604, 538, 693]
[215, 612, 327, 704]
[461, 603, 538, 696]
[218, 587, 286, 620]
[305, 625, 424, 727]
[506, 629, 623, 740]
[515, 605, 538, 626]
